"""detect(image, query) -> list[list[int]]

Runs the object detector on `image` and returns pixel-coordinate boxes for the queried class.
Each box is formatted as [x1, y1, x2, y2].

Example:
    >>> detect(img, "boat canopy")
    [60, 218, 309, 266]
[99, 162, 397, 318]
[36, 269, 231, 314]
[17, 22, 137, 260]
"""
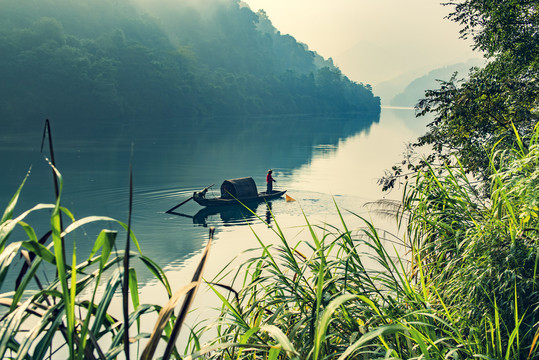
[220, 177, 258, 199]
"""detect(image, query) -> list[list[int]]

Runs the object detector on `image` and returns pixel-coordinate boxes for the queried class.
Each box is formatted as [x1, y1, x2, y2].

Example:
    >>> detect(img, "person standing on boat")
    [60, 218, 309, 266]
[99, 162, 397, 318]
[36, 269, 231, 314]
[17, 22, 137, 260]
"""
[266, 169, 276, 194]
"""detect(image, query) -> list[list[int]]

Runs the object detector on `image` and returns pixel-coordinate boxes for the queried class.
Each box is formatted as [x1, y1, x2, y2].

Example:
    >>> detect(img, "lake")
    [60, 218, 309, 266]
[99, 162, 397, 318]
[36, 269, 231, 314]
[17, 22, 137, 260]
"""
[1, 107, 428, 306]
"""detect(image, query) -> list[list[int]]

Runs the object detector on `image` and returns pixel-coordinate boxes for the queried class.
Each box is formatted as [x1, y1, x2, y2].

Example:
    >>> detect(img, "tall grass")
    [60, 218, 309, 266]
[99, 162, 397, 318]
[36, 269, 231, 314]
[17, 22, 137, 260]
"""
[2, 120, 538, 359]
[184, 209, 462, 359]
[0, 121, 214, 359]
[401, 124, 539, 358]
[0, 167, 217, 359]
[183, 126, 539, 359]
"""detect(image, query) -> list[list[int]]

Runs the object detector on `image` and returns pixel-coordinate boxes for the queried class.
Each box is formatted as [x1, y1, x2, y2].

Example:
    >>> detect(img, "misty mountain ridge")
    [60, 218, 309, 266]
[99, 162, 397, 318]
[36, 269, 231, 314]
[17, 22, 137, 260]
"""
[0, 0, 379, 123]
[373, 58, 484, 107]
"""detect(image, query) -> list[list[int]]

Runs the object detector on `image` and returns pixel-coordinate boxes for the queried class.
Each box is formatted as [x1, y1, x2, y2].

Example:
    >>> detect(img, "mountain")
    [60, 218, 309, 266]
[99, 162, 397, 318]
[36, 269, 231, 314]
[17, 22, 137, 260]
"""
[387, 58, 484, 107]
[373, 68, 431, 106]
[0, 0, 380, 122]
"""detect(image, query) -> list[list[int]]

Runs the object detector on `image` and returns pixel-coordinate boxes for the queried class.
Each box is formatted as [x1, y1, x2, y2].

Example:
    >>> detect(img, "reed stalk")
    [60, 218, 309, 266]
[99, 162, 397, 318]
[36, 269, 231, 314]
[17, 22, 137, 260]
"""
[182, 125, 539, 359]
[0, 121, 215, 359]
[1, 120, 538, 359]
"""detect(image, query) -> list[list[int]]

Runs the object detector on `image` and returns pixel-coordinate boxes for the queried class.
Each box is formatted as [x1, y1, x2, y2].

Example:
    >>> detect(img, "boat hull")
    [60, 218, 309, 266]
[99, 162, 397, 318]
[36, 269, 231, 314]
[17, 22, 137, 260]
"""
[193, 190, 287, 207]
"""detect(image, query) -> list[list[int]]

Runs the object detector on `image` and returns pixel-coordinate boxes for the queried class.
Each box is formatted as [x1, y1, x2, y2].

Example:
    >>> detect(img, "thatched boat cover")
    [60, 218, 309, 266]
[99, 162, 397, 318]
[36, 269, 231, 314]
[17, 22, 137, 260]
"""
[221, 177, 258, 199]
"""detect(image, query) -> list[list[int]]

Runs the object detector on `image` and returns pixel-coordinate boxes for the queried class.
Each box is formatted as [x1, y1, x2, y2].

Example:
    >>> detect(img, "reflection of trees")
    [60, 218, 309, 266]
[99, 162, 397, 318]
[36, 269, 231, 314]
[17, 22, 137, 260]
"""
[3, 112, 380, 196]
[104, 113, 380, 186]
[194, 113, 381, 176]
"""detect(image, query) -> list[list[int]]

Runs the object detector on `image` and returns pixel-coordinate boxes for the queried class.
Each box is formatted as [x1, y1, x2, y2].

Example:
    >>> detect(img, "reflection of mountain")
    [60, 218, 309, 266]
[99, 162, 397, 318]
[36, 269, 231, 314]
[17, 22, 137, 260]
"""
[2, 112, 379, 214]
[138, 113, 381, 186]
[3, 113, 380, 190]
[381, 107, 432, 135]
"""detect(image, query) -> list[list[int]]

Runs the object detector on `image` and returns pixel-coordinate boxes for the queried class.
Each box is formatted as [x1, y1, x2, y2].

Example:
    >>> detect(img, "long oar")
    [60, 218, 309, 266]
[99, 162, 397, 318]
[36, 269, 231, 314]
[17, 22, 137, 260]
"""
[166, 184, 214, 213]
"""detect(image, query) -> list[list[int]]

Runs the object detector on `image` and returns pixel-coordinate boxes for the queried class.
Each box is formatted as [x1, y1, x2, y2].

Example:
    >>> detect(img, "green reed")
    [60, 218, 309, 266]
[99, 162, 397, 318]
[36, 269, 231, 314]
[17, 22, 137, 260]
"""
[183, 126, 539, 359]
[0, 167, 217, 359]
[184, 209, 455, 359]
[2, 121, 538, 359]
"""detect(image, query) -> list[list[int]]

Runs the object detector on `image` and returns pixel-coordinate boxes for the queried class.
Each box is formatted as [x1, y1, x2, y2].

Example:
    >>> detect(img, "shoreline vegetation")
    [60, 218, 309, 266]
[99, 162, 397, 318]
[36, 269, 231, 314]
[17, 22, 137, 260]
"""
[1, 0, 539, 358]
[1, 123, 538, 358]
[0, 0, 380, 122]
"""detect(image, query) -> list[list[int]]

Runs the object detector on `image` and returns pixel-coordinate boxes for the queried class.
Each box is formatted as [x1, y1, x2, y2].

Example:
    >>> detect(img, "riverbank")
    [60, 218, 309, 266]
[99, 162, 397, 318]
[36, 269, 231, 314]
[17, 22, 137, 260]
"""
[2, 124, 537, 358]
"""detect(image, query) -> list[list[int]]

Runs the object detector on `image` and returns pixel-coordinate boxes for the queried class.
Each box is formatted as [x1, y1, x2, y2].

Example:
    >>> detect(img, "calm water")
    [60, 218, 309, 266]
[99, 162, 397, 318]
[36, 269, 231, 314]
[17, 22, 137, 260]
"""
[1, 108, 428, 304]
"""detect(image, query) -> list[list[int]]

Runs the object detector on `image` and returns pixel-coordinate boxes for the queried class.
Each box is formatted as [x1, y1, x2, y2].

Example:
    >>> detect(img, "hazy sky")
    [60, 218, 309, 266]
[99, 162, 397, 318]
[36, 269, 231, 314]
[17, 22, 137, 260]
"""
[243, 0, 480, 85]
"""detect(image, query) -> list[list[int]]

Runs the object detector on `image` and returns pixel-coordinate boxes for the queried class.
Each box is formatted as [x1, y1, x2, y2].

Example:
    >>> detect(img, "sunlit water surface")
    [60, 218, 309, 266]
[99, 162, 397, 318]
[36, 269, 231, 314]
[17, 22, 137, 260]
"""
[1, 108, 429, 343]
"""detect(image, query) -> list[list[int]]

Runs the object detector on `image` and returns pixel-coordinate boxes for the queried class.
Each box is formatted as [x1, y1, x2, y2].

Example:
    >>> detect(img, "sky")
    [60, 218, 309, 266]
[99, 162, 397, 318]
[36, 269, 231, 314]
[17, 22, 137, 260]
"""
[243, 0, 481, 86]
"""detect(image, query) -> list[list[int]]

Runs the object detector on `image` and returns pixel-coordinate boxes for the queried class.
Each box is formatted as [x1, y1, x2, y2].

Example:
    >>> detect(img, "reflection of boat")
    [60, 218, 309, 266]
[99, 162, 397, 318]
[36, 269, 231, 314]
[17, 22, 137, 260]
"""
[193, 203, 260, 226]
[193, 177, 286, 207]
[168, 192, 277, 227]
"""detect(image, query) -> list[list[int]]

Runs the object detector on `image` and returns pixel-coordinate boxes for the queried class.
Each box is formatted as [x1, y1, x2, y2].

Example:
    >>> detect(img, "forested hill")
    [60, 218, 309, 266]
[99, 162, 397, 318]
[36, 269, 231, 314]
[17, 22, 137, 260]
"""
[0, 0, 380, 122]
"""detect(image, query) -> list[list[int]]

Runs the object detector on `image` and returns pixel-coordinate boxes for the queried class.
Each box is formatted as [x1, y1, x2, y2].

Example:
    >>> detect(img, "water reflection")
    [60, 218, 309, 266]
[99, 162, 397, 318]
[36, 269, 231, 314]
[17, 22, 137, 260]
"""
[2, 113, 381, 202]
[1, 112, 384, 285]
[167, 199, 280, 227]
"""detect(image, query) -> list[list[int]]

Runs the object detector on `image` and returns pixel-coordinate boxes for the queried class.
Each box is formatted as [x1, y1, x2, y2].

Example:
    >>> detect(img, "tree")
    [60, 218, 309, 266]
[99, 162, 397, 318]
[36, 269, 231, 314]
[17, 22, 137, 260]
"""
[381, 0, 539, 190]
[0, 0, 380, 121]
[445, 0, 539, 59]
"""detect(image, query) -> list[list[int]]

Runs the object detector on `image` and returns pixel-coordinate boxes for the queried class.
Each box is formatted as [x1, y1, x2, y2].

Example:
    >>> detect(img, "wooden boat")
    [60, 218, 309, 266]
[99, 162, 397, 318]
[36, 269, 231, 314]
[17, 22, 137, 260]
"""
[192, 177, 286, 207]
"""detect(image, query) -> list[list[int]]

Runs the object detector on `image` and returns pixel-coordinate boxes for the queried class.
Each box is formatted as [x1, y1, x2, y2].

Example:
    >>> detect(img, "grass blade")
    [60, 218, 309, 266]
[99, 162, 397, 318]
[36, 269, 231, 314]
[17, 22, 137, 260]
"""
[140, 282, 198, 360]
[90, 270, 122, 339]
[0, 297, 34, 359]
[123, 160, 134, 360]
[314, 294, 358, 360]
[0, 243, 21, 286]
[260, 325, 299, 359]
[336, 325, 407, 360]
[1, 169, 30, 224]
[162, 228, 214, 360]
[139, 255, 172, 297]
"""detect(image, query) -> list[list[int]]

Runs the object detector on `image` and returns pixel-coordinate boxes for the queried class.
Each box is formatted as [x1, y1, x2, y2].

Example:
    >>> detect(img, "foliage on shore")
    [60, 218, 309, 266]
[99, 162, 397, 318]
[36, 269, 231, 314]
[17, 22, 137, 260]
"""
[381, 0, 539, 190]
[181, 127, 538, 359]
[1, 123, 538, 358]
[0, 0, 379, 122]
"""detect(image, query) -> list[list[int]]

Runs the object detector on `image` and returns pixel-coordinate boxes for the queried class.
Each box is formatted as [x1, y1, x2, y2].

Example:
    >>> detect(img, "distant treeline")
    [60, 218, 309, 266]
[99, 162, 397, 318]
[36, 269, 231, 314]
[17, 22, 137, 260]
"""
[0, 0, 380, 122]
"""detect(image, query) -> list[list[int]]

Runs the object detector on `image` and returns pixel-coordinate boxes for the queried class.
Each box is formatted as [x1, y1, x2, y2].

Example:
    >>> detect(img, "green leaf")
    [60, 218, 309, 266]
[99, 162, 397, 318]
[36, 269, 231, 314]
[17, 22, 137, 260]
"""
[10, 257, 43, 313]
[17, 221, 38, 243]
[129, 268, 141, 331]
[0, 242, 22, 286]
[89, 229, 117, 268]
[62, 216, 117, 237]
[260, 325, 299, 359]
[0, 204, 55, 251]
[21, 241, 55, 265]
[91, 269, 122, 337]
[30, 304, 65, 360]
[336, 325, 408, 360]
[1, 169, 30, 224]
[314, 294, 358, 360]
[107, 304, 153, 353]
[139, 255, 172, 297]
[0, 297, 34, 359]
